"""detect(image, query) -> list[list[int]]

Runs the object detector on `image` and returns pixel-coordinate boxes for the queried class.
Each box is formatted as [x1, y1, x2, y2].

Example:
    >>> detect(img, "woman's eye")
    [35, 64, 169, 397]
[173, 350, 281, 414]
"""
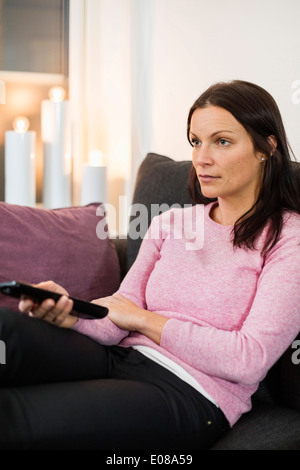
[191, 139, 201, 147]
[218, 139, 230, 146]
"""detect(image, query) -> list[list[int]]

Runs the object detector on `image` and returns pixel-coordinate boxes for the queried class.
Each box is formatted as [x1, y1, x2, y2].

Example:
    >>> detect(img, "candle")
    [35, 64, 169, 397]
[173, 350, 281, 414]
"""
[81, 150, 108, 205]
[5, 116, 36, 206]
[41, 86, 71, 208]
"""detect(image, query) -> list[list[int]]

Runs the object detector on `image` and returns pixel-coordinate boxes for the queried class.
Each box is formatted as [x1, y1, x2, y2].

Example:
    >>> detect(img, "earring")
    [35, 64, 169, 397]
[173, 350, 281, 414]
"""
[261, 157, 265, 161]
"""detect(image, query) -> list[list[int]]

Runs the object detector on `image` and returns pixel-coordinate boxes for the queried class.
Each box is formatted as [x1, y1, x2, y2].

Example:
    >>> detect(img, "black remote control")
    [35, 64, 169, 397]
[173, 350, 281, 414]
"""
[0, 280, 108, 319]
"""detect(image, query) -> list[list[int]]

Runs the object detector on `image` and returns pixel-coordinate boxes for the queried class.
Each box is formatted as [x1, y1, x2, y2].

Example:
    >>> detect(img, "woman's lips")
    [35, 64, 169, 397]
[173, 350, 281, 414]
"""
[198, 174, 220, 182]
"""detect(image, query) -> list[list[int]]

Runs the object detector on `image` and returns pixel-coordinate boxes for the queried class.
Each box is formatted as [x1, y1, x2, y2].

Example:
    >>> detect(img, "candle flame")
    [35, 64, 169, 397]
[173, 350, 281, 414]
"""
[49, 86, 66, 102]
[89, 150, 104, 166]
[12, 116, 30, 133]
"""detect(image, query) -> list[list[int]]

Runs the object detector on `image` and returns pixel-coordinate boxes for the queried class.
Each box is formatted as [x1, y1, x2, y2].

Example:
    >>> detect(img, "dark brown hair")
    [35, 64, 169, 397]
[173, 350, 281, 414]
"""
[187, 80, 300, 255]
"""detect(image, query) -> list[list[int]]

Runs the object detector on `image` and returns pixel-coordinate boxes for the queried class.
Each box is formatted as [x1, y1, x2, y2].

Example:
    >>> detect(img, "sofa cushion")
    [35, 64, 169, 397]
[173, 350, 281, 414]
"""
[251, 332, 300, 413]
[266, 332, 300, 410]
[211, 400, 300, 450]
[0, 202, 120, 311]
[127, 153, 194, 269]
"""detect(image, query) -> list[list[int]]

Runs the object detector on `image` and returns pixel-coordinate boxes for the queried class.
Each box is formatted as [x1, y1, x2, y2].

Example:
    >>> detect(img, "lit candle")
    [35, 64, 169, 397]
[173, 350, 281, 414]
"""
[81, 150, 108, 205]
[5, 116, 36, 206]
[41, 86, 71, 208]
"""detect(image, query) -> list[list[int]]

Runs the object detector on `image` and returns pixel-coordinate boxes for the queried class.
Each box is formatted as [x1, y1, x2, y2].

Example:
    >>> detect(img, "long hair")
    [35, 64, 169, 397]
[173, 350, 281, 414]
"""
[187, 80, 300, 255]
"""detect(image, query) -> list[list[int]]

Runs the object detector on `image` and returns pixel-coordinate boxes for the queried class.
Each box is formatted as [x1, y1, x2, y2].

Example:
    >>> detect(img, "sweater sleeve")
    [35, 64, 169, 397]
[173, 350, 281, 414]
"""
[160, 217, 300, 385]
[72, 215, 163, 345]
[117, 216, 163, 305]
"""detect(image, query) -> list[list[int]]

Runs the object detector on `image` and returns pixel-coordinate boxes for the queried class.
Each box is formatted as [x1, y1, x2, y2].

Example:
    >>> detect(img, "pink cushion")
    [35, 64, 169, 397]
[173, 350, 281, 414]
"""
[0, 202, 120, 310]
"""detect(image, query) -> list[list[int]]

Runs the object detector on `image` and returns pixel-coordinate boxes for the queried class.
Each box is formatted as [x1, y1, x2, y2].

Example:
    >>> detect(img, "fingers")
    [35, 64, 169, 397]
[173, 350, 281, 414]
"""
[34, 280, 69, 296]
[38, 295, 74, 326]
[91, 293, 124, 305]
[91, 296, 113, 308]
[19, 295, 74, 326]
[19, 297, 36, 314]
[17, 280, 74, 327]
[31, 298, 56, 319]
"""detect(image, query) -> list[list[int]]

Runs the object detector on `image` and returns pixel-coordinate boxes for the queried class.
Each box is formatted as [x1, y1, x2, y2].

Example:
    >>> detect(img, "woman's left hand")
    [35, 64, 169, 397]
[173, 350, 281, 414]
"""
[92, 293, 168, 344]
[92, 293, 145, 331]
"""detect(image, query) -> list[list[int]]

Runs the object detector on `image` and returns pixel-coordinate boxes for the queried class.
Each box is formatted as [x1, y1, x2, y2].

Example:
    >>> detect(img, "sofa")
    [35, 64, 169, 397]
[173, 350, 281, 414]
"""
[0, 152, 300, 450]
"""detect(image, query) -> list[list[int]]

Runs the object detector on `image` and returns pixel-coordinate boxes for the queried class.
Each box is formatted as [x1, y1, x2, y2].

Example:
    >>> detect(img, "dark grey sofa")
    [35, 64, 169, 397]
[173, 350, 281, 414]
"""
[113, 152, 300, 450]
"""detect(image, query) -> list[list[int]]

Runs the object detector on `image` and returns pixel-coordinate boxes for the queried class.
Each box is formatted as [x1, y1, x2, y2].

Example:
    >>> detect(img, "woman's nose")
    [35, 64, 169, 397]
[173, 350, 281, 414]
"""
[193, 145, 214, 166]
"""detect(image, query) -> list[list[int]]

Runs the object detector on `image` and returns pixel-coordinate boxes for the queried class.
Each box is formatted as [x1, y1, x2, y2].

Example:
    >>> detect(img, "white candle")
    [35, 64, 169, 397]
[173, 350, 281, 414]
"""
[41, 86, 71, 208]
[81, 150, 108, 205]
[5, 116, 36, 206]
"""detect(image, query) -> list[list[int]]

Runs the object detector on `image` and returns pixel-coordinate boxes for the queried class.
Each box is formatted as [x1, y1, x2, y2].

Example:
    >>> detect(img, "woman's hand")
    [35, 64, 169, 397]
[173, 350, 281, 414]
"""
[92, 293, 168, 344]
[18, 281, 78, 328]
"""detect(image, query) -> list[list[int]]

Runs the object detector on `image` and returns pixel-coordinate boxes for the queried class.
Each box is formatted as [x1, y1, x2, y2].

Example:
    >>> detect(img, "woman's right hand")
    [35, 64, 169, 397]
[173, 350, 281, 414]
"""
[18, 281, 78, 328]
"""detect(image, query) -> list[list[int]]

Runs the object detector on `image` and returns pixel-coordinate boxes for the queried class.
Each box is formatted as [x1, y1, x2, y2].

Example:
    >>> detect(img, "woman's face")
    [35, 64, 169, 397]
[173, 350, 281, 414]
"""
[190, 105, 265, 208]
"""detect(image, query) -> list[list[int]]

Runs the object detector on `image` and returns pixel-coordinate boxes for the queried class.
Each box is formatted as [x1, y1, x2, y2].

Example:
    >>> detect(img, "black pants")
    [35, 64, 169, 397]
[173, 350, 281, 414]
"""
[0, 308, 229, 450]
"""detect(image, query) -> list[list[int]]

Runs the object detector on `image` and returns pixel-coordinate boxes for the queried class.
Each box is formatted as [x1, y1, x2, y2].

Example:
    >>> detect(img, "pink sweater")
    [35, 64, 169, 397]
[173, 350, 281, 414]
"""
[73, 203, 300, 426]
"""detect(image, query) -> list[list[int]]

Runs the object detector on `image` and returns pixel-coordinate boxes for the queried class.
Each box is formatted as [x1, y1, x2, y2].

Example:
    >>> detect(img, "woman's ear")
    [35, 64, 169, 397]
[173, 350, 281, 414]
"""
[267, 135, 277, 156]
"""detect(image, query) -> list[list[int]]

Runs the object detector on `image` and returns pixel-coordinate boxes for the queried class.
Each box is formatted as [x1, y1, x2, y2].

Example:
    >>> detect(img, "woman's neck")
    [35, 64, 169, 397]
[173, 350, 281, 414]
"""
[210, 199, 254, 226]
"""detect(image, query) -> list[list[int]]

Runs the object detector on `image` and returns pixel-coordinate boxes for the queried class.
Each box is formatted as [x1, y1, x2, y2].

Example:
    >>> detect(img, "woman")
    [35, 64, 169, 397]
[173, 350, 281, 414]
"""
[1, 80, 300, 450]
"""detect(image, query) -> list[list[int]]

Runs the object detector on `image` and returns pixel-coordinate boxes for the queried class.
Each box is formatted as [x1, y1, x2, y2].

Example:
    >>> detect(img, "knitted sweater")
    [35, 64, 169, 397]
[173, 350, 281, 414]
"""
[72, 203, 300, 426]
